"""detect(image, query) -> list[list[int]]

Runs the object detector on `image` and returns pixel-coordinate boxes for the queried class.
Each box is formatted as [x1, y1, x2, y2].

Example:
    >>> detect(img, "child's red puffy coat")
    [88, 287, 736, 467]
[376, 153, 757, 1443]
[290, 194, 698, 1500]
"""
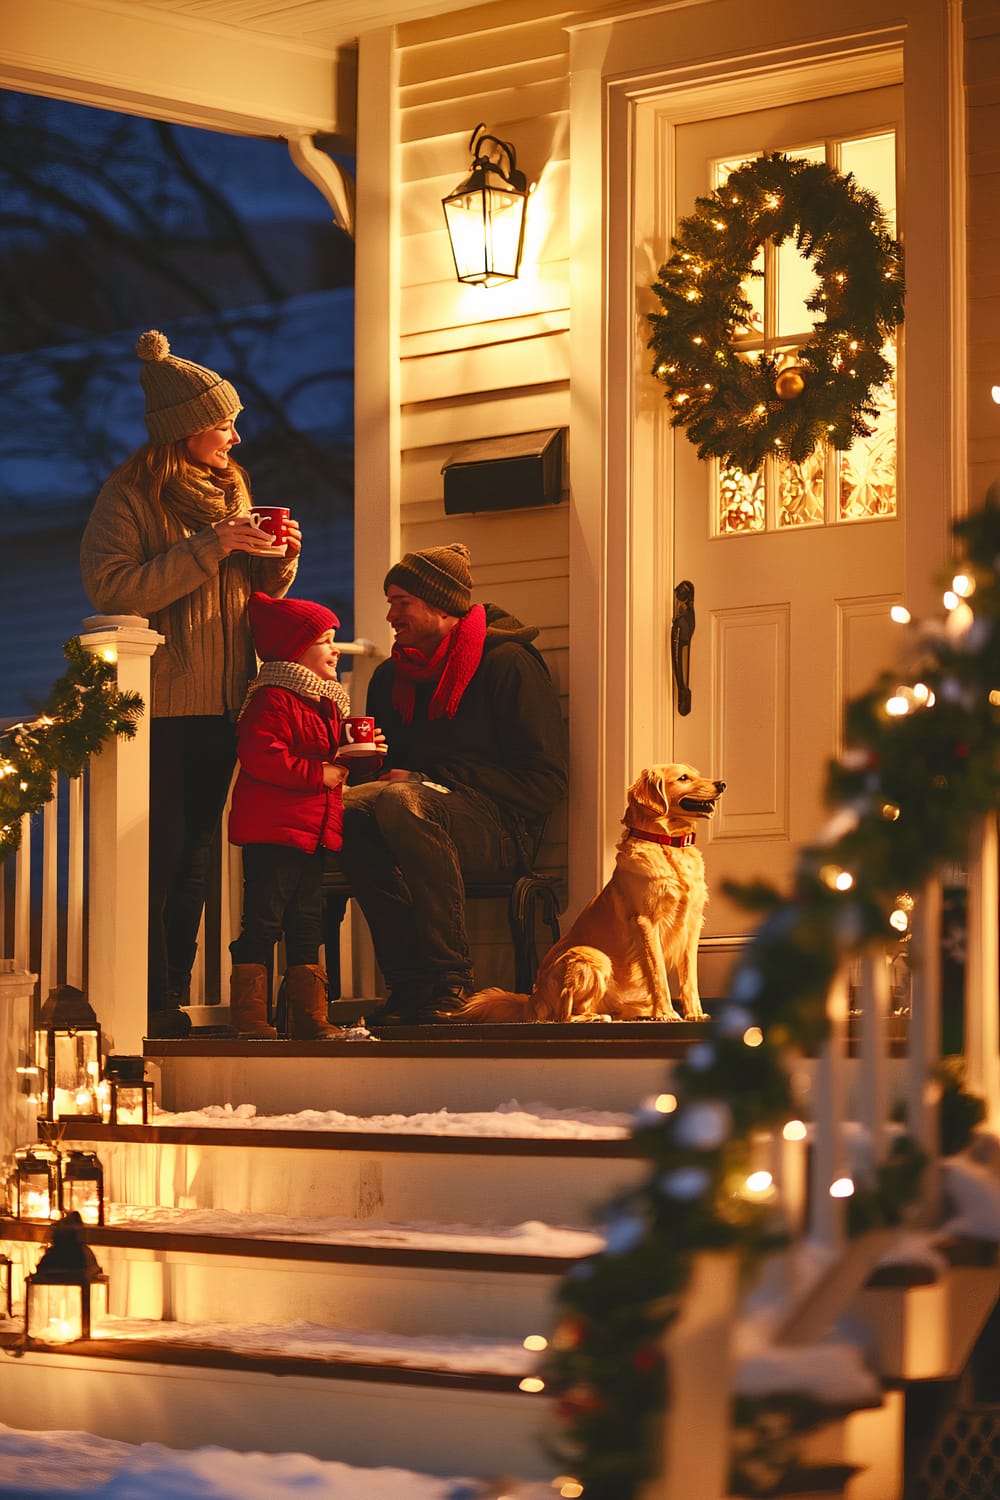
[228, 687, 343, 853]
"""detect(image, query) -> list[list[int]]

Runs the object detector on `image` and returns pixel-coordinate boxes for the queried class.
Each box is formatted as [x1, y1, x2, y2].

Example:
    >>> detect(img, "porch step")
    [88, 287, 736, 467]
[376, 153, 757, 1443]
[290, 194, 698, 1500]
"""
[0, 1333, 555, 1477]
[40, 1120, 645, 1228]
[2, 1208, 598, 1337]
[145, 1027, 693, 1116]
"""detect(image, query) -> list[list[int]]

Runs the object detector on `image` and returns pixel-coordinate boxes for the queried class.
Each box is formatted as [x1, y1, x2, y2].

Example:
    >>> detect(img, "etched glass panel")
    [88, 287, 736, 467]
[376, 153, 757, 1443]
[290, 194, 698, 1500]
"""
[777, 449, 825, 528]
[718, 465, 765, 533]
[838, 338, 897, 520]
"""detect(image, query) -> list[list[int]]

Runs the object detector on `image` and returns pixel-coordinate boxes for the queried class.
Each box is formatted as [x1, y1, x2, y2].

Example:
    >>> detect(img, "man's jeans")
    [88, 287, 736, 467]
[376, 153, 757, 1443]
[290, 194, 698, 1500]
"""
[338, 778, 520, 994]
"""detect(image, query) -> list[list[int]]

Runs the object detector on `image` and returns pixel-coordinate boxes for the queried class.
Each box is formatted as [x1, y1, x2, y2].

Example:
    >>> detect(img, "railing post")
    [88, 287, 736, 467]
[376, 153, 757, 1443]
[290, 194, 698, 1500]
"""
[0, 960, 38, 1161]
[78, 616, 163, 1055]
[965, 814, 1000, 1128]
[857, 951, 891, 1164]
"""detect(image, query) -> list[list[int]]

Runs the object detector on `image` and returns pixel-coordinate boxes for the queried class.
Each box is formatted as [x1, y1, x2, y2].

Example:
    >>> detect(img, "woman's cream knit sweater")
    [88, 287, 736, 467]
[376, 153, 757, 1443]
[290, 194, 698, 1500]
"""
[80, 475, 297, 719]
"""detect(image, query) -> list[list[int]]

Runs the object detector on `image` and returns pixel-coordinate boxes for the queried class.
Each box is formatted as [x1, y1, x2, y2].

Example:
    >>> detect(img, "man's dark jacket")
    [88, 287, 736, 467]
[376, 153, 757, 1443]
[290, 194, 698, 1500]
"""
[364, 603, 568, 863]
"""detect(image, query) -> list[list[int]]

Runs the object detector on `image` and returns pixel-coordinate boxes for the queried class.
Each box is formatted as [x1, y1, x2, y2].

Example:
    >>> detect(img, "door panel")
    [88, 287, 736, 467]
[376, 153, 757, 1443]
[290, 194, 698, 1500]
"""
[668, 88, 904, 957]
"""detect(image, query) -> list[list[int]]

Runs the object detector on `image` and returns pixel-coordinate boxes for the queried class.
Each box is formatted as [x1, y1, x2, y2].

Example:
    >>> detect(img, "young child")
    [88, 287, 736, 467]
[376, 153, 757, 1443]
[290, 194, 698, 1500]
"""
[228, 591, 372, 1039]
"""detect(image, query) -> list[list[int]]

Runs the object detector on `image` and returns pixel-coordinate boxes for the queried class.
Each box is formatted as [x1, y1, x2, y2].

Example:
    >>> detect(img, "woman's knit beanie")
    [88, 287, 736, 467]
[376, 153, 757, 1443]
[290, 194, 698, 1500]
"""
[383, 543, 473, 617]
[248, 592, 339, 663]
[136, 330, 243, 445]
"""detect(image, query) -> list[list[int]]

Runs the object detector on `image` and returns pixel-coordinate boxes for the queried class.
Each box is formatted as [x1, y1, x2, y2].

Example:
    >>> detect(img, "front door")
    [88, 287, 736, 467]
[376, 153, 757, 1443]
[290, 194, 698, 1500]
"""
[664, 87, 904, 982]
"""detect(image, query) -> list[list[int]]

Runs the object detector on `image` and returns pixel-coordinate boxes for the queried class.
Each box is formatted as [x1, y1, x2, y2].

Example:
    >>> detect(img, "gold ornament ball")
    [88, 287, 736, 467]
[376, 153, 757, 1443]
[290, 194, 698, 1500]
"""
[775, 364, 805, 400]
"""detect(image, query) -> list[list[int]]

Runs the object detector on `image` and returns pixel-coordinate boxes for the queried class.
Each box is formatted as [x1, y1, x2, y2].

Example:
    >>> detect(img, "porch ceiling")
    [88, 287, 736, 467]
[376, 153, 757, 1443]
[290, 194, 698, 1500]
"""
[124, 0, 497, 50]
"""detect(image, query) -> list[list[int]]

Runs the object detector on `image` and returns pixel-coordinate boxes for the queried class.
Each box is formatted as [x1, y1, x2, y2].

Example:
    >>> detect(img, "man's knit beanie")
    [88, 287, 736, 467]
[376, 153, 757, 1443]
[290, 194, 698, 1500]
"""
[383, 543, 473, 617]
[248, 592, 339, 664]
[136, 330, 243, 445]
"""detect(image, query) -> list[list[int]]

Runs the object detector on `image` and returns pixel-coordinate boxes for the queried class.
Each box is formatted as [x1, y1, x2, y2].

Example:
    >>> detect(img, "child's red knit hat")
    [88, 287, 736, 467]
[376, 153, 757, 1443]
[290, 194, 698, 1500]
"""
[248, 592, 339, 663]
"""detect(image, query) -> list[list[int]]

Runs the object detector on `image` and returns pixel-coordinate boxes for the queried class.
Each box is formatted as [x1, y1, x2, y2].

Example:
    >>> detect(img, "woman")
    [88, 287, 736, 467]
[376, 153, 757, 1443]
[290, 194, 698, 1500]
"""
[81, 329, 300, 1037]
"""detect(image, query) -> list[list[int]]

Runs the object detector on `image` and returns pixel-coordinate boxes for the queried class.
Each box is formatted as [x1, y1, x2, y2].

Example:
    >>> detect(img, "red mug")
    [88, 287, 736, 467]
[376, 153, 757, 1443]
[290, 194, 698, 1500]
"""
[338, 716, 378, 758]
[249, 506, 290, 553]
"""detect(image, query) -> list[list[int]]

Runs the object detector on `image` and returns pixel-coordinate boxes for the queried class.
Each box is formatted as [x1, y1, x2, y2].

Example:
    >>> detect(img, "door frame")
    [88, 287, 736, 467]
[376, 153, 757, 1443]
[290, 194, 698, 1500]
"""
[566, 0, 966, 919]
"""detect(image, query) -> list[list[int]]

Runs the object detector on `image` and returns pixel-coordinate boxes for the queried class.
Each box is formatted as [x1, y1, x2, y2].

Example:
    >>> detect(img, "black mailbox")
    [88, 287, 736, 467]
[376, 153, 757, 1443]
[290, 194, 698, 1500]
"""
[442, 428, 565, 515]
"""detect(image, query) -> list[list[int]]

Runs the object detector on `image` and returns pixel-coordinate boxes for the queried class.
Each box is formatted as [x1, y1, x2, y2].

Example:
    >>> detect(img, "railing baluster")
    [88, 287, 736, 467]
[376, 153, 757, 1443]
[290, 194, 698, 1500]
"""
[810, 966, 850, 1250]
[14, 812, 31, 974]
[858, 950, 891, 1164]
[40, 774, 59, 999]
[67, 773, 85, 989]
[908, 876, 943, 1157]
[965, 812, 1000, 1127]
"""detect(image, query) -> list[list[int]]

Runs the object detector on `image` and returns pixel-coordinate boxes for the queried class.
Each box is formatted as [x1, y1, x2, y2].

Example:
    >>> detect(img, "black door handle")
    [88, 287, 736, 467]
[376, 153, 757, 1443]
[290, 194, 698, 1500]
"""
[671, 580, 695, 716]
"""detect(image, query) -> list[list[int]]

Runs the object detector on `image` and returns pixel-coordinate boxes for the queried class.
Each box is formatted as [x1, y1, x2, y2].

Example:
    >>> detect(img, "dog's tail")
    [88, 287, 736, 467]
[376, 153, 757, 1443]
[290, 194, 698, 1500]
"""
[458, 987, 534, 1022]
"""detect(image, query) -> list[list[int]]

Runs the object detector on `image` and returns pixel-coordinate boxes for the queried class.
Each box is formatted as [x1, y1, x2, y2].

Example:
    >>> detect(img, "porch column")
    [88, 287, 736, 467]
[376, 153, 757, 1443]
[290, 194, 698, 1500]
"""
[78, 617, 163, 1055]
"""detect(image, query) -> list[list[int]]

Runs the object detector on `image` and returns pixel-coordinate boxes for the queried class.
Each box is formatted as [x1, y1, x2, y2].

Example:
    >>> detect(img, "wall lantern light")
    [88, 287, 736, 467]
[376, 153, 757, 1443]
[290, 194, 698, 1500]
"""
[59, 1149, 105, 1227]
[8, 1144, 62, 1222]
[25, 1211, 108, 1345]
[442, 123, 528, 286]
[36, 984, 103, 1124]
[106, 1055, 154, 1126]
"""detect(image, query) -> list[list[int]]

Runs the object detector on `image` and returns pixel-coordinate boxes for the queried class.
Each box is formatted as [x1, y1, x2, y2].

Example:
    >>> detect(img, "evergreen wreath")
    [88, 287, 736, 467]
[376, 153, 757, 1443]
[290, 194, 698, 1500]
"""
[544, 496, 1000, 1498]
[0, 638, 144, 860]
[647, 152, 905, 473]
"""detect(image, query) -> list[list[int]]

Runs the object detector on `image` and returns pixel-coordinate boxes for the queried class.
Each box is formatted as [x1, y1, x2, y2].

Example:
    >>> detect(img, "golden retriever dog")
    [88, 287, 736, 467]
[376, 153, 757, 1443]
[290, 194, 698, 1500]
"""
[460, 763, 726, 1023]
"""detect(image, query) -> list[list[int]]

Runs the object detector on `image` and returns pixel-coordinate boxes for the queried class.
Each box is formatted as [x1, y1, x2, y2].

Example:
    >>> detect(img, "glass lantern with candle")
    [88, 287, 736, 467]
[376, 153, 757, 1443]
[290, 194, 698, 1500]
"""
[9, 1144, 62, 1222]
[25, 1212, 108, 1345]
[105, 1055, 154, 1125]
[36, 984, 103, 1123]
[59, 1149, 105, 1227]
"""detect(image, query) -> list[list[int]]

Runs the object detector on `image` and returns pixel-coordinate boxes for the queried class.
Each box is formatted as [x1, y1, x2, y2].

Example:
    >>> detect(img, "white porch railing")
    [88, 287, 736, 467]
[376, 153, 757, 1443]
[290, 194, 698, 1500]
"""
[0, 615, 383, 1062]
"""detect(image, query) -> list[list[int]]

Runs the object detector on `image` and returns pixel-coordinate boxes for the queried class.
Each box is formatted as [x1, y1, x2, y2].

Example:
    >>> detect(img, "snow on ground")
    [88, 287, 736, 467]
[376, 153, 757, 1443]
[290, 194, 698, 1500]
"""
[149, 1100, 632, 1139]
[107, 1204, 604, 1259]
[0, 1425, 557, 1499]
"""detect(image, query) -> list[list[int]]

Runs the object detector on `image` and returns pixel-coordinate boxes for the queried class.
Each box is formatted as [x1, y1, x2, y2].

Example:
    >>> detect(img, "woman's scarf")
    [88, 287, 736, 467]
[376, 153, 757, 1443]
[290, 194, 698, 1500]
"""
[162, 463, 247, 533]
[239, 659, 352, 722]
[390, 603, 487, 722]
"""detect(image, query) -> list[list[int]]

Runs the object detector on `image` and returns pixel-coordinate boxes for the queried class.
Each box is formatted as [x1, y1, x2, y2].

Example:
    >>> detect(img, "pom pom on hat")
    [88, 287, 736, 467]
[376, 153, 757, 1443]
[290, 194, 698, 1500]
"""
[384, 542, 473, 616]
[136, 329, 243, 446]
[248, 592, 340, 664]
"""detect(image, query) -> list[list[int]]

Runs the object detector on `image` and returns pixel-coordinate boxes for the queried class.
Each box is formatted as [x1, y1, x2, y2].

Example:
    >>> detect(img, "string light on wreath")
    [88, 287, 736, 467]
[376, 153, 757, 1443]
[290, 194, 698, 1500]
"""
[647, 152, 904, 472]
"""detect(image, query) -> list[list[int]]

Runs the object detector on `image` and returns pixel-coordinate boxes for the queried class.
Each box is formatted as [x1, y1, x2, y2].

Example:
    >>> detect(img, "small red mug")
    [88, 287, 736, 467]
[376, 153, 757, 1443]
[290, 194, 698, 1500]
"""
[249, 506, 290, 553]
[338, 716, 378, 757]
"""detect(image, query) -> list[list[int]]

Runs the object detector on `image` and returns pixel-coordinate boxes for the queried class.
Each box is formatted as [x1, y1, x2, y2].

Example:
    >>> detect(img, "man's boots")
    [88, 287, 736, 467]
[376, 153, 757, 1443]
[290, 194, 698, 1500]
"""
[285, 964, 343, 1040]
[230, 963, 278, 1039]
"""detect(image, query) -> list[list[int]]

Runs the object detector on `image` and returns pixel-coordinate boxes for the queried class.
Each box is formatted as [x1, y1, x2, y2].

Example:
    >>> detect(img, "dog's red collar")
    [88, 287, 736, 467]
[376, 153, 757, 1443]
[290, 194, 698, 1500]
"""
[627, 827, 696, 848]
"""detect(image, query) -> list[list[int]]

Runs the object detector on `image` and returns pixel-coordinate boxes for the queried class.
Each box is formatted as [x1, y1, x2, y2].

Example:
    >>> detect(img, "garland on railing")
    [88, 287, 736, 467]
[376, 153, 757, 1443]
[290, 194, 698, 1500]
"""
[0, 637, 144, 859]
[544, 500, 1000, 1498]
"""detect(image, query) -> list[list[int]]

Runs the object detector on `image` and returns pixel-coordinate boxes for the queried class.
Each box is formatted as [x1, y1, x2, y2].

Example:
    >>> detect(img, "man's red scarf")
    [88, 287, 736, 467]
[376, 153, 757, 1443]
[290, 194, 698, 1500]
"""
[390, 603, 487, 722]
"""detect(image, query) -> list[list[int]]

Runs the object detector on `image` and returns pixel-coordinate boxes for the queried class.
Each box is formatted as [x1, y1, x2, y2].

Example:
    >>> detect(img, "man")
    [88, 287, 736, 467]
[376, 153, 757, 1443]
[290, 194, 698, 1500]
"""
[339, 542, 568, 1024]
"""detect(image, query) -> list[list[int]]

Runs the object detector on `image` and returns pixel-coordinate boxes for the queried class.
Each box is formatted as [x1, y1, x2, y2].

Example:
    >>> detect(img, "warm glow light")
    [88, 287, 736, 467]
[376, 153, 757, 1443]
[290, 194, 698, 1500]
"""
[830, 1177, 855, 1198]
[990, 690, 1000, 707]
[745, 1170, 773, 1194]
[886, 695, 909, 716]
[992, 385, 1000, 404]
[523, 1334, 548, 1351]
[943, 590, 959, 611]
[821, 865, 854, 891]
[519, 1376, 545, 1393]
[100, 648, 116, 663]
[554, 1480, 584, 1499]
[653, 1093, 677, 1114]
[889, 908, 909, 933]
[783, 1119, 807, 1142]
[952, 573, 975, 598]
[890, 603, 910, 624]
[742, 1026, 764, 1048]
[881, 803, 901, 821]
